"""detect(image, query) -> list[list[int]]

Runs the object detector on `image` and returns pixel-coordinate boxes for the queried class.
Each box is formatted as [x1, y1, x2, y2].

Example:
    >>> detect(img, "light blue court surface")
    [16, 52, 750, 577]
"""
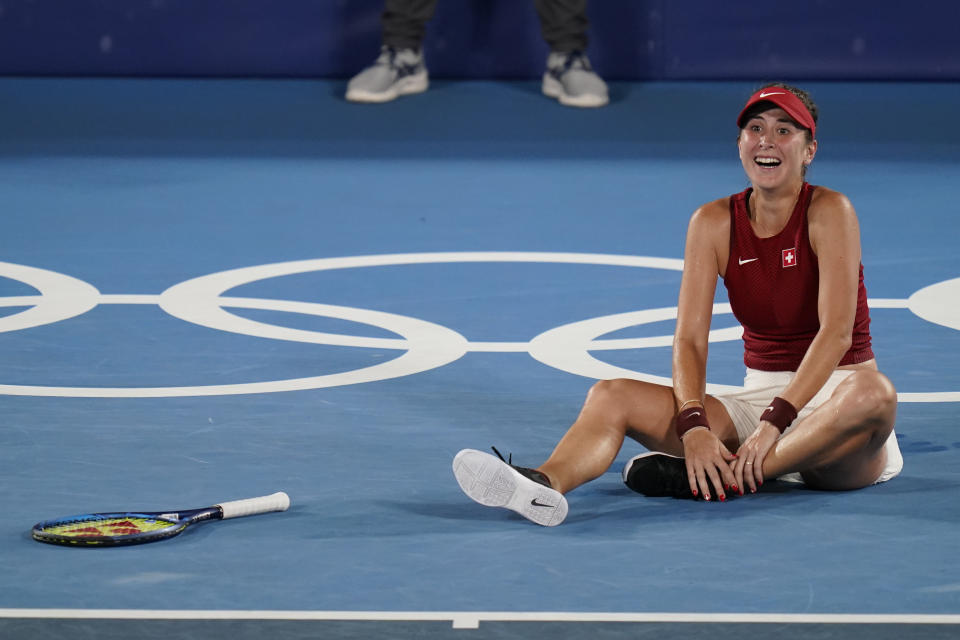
[1, 78, 959, 639]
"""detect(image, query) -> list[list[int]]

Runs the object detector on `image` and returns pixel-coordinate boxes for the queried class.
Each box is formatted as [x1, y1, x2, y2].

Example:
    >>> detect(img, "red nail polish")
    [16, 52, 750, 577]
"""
[719, 495, 726, 502]
[692, 489, 698, 497]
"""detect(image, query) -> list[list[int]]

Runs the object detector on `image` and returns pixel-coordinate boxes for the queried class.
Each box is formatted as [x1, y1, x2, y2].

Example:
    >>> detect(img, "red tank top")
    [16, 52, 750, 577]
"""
[722, 183, 874, 371]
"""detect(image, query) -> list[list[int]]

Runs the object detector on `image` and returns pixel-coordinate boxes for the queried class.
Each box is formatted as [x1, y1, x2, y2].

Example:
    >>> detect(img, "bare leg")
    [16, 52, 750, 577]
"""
[537, 379, 738, 494]
[761, 370, 897, 490]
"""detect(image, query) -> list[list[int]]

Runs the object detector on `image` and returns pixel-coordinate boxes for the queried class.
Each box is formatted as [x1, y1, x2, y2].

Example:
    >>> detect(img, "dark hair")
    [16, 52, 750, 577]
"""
[740, 82, 818, 143]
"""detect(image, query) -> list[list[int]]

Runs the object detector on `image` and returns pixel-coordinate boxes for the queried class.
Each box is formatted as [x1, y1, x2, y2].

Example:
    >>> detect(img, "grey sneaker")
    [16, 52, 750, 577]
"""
[542, 51, 609, 108]
[453, 447, 568, 526]
[345, 46, 429, 103]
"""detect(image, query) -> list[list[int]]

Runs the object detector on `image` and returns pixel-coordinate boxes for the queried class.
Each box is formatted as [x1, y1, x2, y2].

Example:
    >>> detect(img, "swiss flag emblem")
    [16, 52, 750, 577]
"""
[782, 248, 797, 268]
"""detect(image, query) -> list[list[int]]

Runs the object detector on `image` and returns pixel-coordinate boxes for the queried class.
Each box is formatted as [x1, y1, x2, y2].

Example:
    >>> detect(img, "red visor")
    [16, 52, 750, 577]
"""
[737, 88, 816, 138]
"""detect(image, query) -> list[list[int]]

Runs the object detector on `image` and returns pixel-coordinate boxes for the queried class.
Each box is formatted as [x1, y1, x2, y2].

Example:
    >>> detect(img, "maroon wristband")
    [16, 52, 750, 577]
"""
[760, 396, 798, 433]
[675, 406, 710, 439]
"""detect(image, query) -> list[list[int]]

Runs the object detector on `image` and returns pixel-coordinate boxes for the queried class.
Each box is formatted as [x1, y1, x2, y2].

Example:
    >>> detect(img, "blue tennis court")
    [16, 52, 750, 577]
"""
[1, 77, 958, 638]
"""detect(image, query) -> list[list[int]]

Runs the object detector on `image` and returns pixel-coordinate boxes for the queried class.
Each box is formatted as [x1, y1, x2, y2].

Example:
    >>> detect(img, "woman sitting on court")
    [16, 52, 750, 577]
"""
[453, 83, 903, 526]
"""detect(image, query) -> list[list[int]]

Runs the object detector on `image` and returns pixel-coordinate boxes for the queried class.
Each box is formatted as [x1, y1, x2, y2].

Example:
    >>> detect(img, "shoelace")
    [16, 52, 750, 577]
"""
[490, 446, 512, 465]
[558, 50, 592, 73]
[490, 446, 552, 488]
[379, 47, 420, 72]
[377, 47, 398, 67]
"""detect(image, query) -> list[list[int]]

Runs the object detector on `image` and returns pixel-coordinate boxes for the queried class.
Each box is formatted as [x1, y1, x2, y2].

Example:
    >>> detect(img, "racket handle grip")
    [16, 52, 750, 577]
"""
[218, 492, 291, 519]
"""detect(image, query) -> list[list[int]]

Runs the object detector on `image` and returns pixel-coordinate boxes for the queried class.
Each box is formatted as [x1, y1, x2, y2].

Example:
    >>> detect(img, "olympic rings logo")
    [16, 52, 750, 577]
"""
[1, 252, 957, 401]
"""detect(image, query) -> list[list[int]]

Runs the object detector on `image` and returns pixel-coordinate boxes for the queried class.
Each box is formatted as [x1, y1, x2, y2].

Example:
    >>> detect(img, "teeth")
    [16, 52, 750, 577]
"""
[756, 157, 780, 166]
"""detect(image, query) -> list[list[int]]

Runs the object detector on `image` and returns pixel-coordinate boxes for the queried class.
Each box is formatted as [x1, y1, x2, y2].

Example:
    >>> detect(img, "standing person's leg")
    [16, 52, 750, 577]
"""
[534, 0, 608, 107]
[345, 0, 434, 103]
[532, 0, 589, 53]
[381, 0, 439, 50]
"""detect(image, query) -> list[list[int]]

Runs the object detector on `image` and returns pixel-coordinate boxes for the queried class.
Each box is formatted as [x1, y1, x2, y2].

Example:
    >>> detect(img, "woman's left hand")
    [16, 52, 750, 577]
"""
[732, 422, 780, 495]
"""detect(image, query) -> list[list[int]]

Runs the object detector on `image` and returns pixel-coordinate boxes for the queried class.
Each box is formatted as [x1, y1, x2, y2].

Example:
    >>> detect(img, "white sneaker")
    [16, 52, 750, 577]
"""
[453, 448, 568, 527]
[345, 46, 429, 103]
[542, 51, 609, 108]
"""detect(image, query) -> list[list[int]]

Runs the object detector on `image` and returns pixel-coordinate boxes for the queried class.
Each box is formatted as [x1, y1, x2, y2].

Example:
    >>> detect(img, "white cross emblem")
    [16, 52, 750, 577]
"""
[782, 248, 797, 268]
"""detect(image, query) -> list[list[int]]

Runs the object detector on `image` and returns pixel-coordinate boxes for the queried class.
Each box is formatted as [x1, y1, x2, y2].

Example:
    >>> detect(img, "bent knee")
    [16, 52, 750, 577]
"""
[587, 377, 640, 400]
[585, 378, 633, 411]
[584, 378, 666, 424]
[842, 370, 897, 412]
[835, 370, 898, 433]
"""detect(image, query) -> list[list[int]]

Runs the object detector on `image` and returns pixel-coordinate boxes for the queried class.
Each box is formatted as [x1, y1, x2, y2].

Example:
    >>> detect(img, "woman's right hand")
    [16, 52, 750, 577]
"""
[681, 428, 738, 501]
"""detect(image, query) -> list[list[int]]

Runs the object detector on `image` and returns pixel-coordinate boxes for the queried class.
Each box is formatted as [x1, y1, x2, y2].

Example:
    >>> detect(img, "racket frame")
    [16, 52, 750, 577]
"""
[31, 507, 223, 547]
[31, 492, 289, 547]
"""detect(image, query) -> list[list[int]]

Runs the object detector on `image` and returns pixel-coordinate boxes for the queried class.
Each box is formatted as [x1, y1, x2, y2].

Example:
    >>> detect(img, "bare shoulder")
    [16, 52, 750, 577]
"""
[808, 186, 862, 258]
[693, 196, 730, 220]
[686, 197, 731, 274]
[809, 186, 858, 227]
[689, 196, 730, 232]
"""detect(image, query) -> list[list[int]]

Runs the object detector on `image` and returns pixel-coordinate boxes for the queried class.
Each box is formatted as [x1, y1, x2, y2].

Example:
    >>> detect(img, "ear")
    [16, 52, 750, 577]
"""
[804, 139, 818, 165]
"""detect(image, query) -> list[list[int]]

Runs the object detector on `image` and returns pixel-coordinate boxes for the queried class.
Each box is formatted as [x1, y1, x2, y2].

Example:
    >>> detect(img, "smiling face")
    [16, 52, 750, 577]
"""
[738, 107, 817, 189]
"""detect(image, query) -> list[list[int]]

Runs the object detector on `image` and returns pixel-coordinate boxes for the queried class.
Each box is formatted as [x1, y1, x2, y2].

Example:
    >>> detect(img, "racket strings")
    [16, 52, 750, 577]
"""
[42, 516, 176, 538]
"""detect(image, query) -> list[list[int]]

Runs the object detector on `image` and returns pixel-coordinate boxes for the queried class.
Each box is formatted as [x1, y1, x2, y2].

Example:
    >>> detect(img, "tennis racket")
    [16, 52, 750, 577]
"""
[31, 491, 290, 547]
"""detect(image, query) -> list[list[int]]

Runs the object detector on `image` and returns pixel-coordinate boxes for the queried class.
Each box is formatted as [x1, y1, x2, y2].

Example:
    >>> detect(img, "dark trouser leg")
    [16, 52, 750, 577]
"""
[381, 0, 439, 50]
[533, 0, 589, 52]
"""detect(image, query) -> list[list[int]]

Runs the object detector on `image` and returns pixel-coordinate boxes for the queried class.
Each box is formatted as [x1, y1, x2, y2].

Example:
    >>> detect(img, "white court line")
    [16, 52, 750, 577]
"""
[466, 341, 532, 352]
[98, 294, 162, 305]
[1, 609, 959, 629]
[869, 299, 910, 308]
